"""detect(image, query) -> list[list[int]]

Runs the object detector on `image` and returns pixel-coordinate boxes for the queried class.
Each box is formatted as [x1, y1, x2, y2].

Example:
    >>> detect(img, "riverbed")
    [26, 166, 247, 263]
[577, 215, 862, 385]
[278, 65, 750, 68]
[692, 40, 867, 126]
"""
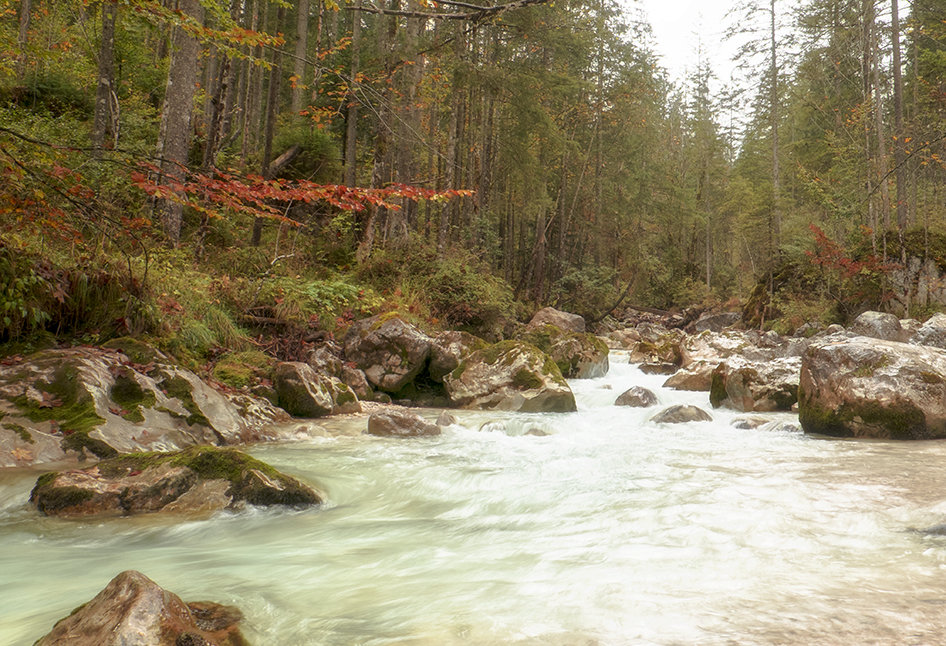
[3, 351, 946, 644]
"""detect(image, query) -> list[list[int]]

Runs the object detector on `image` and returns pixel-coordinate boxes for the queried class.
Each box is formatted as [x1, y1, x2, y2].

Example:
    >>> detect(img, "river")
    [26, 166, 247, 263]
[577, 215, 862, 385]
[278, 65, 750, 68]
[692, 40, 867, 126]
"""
[3, 351, 946, 645]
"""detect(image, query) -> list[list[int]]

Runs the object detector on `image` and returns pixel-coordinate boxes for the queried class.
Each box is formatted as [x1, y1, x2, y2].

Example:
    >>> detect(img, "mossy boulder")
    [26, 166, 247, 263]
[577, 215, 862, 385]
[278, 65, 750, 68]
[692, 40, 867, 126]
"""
[0, 347, 286, 469]
[516, 324, 609, 379]
[443, 340, 576, 412]
[273, 361, 361, 418]
[799, 336, 946, 439]
[709, 356, 801, 412]
[30, 445, 322, 517]
[343, 315, 432, 393]
[35, 570, 248, 646]
[428, 330, 489, 382]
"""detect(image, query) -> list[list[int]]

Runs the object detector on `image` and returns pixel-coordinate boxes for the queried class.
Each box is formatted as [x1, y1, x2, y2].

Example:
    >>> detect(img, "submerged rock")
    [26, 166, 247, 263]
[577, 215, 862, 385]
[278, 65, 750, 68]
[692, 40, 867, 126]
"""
[30, 445, 321, 517]
[799, 336, 946, 439]
[614, 386, 658, 408]
[650, 405, 713, 424]
[443, 340, 577, 413]
[35, 570, 248, 646]
[366, 410, 441, 438]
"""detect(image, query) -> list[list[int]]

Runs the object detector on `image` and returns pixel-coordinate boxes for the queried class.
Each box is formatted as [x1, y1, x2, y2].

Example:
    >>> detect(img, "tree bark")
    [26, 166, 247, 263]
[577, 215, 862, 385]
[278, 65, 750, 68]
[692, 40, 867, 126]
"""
[344, 0, 362, 187]
[891, 0, 907, 231]
[92, 0, 118, 154]
[291, 0, 310, 116]
[155, 0, 204, 246]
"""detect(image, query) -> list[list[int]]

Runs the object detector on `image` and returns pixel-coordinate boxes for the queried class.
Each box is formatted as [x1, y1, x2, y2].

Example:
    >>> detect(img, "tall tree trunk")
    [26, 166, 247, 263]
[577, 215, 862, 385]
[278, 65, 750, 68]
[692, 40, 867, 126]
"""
[240, 0, 262, 165]
[769, 0, 781, 251]
[291, 0, 310, 116]
[17, 0, 31, 79]
[343, 0, 362, 187]
[891, 0, 908, 231]
[92, 0, 118, 154]
[155, 0, 204, 246]
[871, 2, 891, 232]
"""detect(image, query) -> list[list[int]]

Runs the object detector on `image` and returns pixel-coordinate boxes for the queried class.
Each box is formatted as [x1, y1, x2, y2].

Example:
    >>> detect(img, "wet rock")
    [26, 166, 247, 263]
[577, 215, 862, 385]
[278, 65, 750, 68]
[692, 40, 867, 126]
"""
[443, 340, 577, 413]
[731, 415, 771, 429]
[274, 361, 361, 418]
[527, 306, 586, 333]
[30, 445, 321, 517]
[525, 428, 549, 437]
[35, 570, 247, 646]
[799, 336, 946, 439]
[516, 324, 609, 379]
[639, 362, 678, 376]
[629, 325, 685, 366]
[760, 420, 801, 433]
[663, 362, 715, 391]
[850, 310, 904, 342]
[710, 356, 801, 412]
[614, 386, 658, 408]
[0, 347, 285, 469]
[343, 315, 432, 393]
[339, 364, 372, 399]
[911, 312, 946, 349]
[367, 410, 441, 437]
[650, 405, 712, 424]
[428, 331, 488, 382]
[436, 410, 458, 426]
[604, 327, 641, 350]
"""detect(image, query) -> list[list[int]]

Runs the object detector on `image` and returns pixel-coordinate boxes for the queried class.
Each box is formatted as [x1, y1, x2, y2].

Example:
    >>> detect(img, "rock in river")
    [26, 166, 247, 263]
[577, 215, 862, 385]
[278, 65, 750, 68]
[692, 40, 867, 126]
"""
[650, 405, 713, 424]
[799, 335, 946, 439]
[30, 445, 322, 517]
[615, 386, 658, 408]
[35, 570, 248, 646]
[367, 409, 441, 438]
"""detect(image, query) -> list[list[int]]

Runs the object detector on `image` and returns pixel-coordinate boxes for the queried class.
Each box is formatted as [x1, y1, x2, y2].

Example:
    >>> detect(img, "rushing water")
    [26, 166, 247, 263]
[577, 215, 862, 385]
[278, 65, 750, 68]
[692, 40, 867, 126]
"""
[4, 352, 946, 645]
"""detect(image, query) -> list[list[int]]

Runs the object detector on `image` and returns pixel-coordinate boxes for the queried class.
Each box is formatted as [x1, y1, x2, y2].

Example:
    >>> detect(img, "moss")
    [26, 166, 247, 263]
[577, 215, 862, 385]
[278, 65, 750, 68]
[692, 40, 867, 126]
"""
[61, 430, 119, 459]
[542, 355, 568, 387]
[709, 371, 727, 409]
[109, 372, 156, 423]
[31, 485, 95, 513]
[512, 368, 543, 390]
[0, 330, 57, 358]
[159, 374, 211, 428]
[516, 325, 565, 354]
[3, 422, 33, 443]
[102, 337, 162, 365]
[798, 385, 927, 439]
[212, 350, 274, 389]
[851, 356, 890, 378]
[12, 362, 105, 435]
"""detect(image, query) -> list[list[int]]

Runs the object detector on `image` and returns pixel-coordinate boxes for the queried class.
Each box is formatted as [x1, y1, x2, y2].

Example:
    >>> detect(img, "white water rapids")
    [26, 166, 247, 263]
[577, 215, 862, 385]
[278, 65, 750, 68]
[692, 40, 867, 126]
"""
[4, 351, 946, 644]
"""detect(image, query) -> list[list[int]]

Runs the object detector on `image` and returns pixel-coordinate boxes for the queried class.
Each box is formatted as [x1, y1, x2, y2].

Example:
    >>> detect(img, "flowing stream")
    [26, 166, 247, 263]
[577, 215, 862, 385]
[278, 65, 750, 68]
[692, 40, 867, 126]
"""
[4, 351, 946, 645]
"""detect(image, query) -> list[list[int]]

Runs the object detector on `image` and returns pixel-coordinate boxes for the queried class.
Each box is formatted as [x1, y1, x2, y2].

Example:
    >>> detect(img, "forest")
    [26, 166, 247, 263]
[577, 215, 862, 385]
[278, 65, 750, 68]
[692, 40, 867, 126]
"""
[1, 0, 945, 357]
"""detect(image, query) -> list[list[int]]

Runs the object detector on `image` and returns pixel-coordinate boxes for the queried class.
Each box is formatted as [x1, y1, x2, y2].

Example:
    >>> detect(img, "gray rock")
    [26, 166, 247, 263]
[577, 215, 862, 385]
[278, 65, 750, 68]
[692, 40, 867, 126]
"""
[650, 405, 713, 424]
[428, 330, 488, 382]
[640, 361, 678, 375]
[436, 410, 458, 426]
[911, 312, 946, 349]
[30, 446, 322, 517]
[274, 361, 361, 418]
[710, 356, 801, 412]
[367, 410, 441, 437]
[690, 311, 741, 333]
[615, 386, 658, 407]
[35, 570, 247, 646]
[443, 340, 577, 412]
[850, 310, 904, 341]
[343, 315, 432, 393]
[663, 362, 716, 391]
[731, 415, 771, 429]
[527, 306, 586, 333]
[799, 336, 946, 439]
[339, 364, 372, 399]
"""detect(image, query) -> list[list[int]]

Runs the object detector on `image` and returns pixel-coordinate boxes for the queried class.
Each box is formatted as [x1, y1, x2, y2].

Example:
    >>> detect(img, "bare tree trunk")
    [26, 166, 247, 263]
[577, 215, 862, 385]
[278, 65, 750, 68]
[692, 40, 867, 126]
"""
[891, 0, 907, 231]
[17, 0, 31, 79]
[240, 0, 261, 165]
[291, 0, 310, 116]
[155, 0, 204, 246]
[343, 0, 362, 187]
[92, 0, 118, 154]
[769, 0, 781, 250]
[871, 2, 891, 232]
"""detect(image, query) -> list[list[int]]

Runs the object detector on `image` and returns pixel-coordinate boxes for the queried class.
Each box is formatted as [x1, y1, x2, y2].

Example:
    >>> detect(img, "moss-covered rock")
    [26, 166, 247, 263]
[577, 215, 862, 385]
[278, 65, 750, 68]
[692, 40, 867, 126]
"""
[516, 324, 610, 379]
[443, 340, 576, 412]
[273, 361, 361, 418]
[709, 356, 800, 412]
[212, 350, 274, 389]
[30, 445, 322, 517]
[799, 336, 946, 439]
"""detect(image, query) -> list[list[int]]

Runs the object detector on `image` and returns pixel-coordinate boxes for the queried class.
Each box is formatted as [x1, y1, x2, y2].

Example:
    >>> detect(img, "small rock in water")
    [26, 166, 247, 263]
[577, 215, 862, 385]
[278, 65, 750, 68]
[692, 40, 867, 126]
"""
[479, 421, 507, 433]
[731, 416, 771, 430]
[615, 386, 658, 408]
[650, 405, 712, 424]
[760, 421, 801, 433]
[436, 410, 458, 426]
[367, 410, 440, 437]
[525, 428, 549, 437]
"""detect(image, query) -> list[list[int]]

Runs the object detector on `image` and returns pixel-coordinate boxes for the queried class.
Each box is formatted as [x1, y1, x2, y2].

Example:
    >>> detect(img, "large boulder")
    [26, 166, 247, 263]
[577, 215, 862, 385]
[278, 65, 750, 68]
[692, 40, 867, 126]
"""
[0, 346, 286, 469]
[799, 336, 946, 439]
[35, 570, 247, 646]
[527, 306, 586, 333]
[366, 410, 441, 437]
[517, 325, 609, 379]
[428, 330, 488, 382]
[911, 312, 946, 349]
[30, 445, 322, 517]
[710, 356, 801, 412]
[273, 361, 361, 417]
[850, 310, 904, 342]
[688, 311, 741, 333]
[651, 405, 713, 424]
[343, 315, 432, 393]
[443, 340, 577, 412]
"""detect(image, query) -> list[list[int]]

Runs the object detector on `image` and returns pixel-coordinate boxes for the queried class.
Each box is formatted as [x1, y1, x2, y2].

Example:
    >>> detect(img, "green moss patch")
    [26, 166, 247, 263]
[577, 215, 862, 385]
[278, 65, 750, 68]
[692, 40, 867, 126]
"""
[102, 337, 164, 366]
[3, 422, 33, 443]
[799, 385, 928, 439]
[12, 362, 105, 435]
[158, 373, 210, 428]
[212, 350, 274, 389]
